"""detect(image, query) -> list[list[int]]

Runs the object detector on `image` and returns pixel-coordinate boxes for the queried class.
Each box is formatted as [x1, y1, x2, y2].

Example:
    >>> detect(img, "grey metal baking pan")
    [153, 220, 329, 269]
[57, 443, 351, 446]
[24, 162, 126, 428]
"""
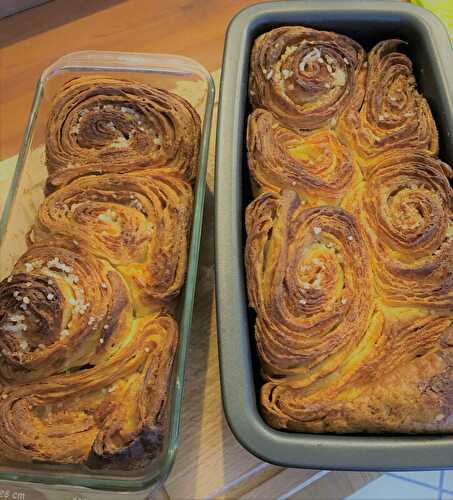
[215, 0, 453, 470]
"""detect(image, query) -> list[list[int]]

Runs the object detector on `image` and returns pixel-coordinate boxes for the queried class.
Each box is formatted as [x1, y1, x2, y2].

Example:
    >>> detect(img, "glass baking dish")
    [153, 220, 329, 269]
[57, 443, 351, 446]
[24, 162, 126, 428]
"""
[0, 51, 215, 496]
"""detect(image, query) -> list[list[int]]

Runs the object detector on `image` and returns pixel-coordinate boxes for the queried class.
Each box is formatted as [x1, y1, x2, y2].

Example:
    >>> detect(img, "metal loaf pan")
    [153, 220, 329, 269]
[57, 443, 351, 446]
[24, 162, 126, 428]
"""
[215, 1, 453, 470]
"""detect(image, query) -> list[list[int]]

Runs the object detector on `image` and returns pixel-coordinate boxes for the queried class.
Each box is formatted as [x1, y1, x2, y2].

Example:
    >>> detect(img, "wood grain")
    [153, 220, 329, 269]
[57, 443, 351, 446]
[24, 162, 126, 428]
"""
[0, 0, 259, 160]
[0, 0, 51, 19]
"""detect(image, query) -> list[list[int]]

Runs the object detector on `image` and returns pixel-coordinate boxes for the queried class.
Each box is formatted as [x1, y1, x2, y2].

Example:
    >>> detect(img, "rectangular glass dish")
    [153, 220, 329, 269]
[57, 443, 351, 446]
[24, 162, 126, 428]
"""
[215, 0, 453, 470]
[0, 51, 215, 495]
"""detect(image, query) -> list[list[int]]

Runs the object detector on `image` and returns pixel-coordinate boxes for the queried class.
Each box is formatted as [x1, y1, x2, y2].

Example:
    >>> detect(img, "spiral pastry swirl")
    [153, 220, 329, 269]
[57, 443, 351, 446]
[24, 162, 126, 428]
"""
[337, 40, 438, 169]
[247, 109, 361, 204]
[249, 26, 366, 130]
[0, 311, 178, 466]
[45, 76, 201, 191]
[246, 26, 453, 434]
[245, 190, 375, 378]
[30, 171, 193, 313]
[245, 191, 453, 433]
[343, 152, 453, 309]
[0, 238, 132, 383]
[0, 73, 195, 466]
[261, 314, 453, 433]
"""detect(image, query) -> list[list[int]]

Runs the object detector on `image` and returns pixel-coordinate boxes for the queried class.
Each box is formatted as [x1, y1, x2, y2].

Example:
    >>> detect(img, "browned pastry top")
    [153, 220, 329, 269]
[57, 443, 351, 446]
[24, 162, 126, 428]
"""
[343, 152, 453, 309]
[30, 169, 193, 314]
[0, 77, 199, 467]
[45, 76, 201, 191]
[245, 27, 453, 434]
[262, 317, 453, 433]
[0, 238, 179, 466]
[246, 192, 453, 434]
[337, 40, 438, 171]
[249, 26, 366, 130]
[246, 191, 374, 378]
[247, 108, 362, 205]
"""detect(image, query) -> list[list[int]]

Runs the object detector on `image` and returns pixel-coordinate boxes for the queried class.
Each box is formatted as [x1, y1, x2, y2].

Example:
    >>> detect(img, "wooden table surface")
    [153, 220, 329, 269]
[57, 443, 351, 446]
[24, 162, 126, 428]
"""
[0, 1, 382, 498]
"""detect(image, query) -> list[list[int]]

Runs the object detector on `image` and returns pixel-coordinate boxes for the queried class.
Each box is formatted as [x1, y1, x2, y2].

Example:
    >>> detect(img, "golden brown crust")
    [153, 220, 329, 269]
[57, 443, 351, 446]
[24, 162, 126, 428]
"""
[30, 170, 193, 314]
[343, 152, 453, 309]
[245, 27, 453, 434]
[245, 191, 375, 378]
[246, 193, 453, 433]
[337, 40, 439, 171]
[0, 77, 196, 466]
[0, 310, 178, 466]
[249, 26, 366, 129]
[45, 76, 201, 191]
[262, 320, 453, 433]
[0, 238, 179, 465]
[247, 108, 362, 204]
[0, 238, 132, 384]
